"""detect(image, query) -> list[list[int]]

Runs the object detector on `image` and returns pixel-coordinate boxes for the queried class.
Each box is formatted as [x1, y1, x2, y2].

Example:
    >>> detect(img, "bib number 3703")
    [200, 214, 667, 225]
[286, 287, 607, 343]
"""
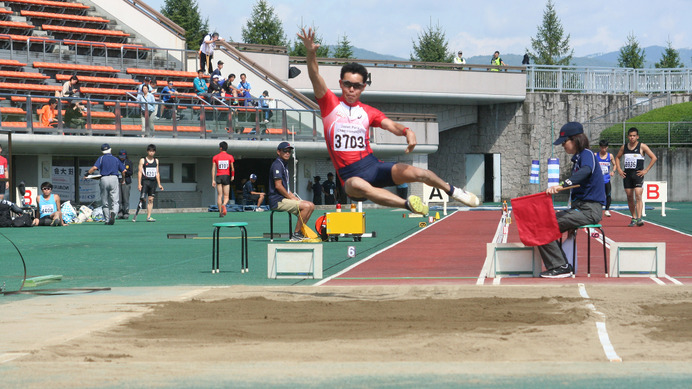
[334, 134, 365, 151]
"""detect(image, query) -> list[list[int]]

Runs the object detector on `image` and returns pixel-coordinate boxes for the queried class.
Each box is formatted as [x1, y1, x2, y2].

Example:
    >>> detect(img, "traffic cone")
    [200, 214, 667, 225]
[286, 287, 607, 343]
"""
[434, 212, 440, 221]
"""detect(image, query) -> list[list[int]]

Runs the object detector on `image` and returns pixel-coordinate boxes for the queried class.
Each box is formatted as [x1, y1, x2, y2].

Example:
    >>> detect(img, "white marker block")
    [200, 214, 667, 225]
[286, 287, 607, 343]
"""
[268, 244, 323, 279]
[610, 242, 666, 277]
[486, 243, 541, 278]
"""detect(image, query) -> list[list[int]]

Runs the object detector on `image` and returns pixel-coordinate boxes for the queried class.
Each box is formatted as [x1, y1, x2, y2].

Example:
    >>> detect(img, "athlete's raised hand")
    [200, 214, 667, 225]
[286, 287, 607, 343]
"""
[297, 28, 320, 54]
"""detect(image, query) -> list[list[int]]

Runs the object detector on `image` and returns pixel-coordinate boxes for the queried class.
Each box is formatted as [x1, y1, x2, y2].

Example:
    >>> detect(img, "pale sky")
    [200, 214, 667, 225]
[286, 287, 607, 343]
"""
[145, 0, 691, 59]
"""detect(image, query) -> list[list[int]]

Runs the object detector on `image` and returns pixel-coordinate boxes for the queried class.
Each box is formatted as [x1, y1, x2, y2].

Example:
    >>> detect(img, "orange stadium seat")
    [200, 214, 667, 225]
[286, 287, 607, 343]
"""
[55, 74, 138, 86]
[0, 21, 35, 30]
[0, 70, 50, 81]
[33, 62, 120, 73]
[0, 82, 60, 93]
[79, 87, 137, 96]
[41, 25, 130, 38]
[20, 10, 110, 24]
[127, 68, 207, 79]
[0, 59, 27, 67]
[3, 0, 90, 10]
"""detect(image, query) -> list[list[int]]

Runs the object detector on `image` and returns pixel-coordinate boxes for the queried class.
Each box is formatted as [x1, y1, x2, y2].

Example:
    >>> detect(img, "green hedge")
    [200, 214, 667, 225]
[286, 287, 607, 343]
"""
[598, 102, 692, 146]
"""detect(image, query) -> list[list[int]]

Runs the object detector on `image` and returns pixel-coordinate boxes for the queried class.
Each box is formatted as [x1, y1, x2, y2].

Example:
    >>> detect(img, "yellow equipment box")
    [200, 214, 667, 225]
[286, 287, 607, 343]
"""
[325, 212, 365, 235]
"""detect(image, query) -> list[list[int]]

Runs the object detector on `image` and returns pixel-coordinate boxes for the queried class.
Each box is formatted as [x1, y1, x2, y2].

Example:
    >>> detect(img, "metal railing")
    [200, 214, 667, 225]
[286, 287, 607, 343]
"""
[526, 65, 692, 93]
[585, 121, 692, 147]
[0, 91, 321, 141]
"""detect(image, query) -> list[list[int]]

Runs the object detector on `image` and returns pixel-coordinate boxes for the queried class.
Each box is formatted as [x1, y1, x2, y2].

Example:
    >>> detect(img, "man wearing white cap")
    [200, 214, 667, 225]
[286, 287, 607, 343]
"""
[85, 143, 127, 225]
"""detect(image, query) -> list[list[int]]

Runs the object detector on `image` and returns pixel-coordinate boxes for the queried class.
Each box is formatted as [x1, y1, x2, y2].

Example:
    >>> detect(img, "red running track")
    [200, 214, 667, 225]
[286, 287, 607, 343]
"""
[323, 209, 692, 286]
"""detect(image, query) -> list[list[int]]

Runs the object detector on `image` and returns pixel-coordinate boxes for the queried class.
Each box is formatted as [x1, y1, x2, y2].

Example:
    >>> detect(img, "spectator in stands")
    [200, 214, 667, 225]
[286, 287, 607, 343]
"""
[243, 173, 265, 211]
[38, 98, 59, 128]
[64, 101, 85, 129]
[160, 80, 180, 120]
[58, 74, 80, 98]
[268, 141, 315, 242]
[193, 69, 211, 104]
[136, 84, 157, 135]
[199, 32, 223, 74]
[258, 90, 272, 123]
[237, 73, 253, 106]
[222, 73, 239, 105]
[490, 51, 506, 71]
[209, 75, 223, 100]
[211, 60, 225, 82]
[35, 182, 64, 226]
[138, 77, 156, 96]
[57, 74, 85, 112]
[453, 51, 466, 69]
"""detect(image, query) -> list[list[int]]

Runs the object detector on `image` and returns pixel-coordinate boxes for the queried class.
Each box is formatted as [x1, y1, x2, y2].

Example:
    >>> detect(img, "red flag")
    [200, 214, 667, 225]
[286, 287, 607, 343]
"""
[511, 192, 561, 246]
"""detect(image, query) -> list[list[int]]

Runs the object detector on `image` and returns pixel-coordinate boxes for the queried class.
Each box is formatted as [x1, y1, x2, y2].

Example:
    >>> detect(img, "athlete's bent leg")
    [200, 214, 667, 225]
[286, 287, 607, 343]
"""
[391, 163, 479, 207]
[345, 176, 406, 209]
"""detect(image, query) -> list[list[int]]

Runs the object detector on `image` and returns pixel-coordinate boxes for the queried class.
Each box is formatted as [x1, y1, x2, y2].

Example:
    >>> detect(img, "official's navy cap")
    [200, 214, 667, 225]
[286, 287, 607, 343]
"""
[118, 149, 127, 157]
[277, 141, 293, 150]
[553, 122, 584, 145]
[249, 173, 257, 180]
[101, 143, 111, 151]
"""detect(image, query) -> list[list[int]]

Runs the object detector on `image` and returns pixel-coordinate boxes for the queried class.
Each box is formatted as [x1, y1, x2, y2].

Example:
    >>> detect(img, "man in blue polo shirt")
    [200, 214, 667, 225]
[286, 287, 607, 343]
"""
[268, 142, 315, 242]
[86, 143, 127, 225]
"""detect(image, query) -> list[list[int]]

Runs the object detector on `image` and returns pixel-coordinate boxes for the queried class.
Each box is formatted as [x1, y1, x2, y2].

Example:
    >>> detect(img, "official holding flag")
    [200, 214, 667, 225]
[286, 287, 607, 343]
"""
[538, 122, 605, 278]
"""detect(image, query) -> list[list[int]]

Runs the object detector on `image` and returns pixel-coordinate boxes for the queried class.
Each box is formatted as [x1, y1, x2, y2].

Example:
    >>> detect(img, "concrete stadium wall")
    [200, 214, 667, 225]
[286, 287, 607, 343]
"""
[429, 92, 692, 202]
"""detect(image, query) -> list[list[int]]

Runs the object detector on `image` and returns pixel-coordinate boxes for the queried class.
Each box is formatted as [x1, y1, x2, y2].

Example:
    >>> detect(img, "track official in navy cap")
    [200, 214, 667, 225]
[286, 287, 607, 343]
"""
[553, 122, 584, 145]
[277, 141, 293, 150]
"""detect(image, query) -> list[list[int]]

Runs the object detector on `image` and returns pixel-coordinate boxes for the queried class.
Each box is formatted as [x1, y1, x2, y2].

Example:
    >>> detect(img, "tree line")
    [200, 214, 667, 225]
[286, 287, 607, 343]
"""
[162, 0, 685, 68]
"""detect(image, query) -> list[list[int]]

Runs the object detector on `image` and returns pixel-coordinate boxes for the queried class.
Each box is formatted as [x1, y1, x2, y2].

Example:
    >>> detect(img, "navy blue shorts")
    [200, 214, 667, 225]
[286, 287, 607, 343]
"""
[338, 154, 395, 188]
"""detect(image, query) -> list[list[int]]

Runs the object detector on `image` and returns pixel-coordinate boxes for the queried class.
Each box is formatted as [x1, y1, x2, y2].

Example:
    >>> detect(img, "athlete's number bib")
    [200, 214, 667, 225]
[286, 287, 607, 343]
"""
[333, 124, 366, 151]
[599, 161, 610, 175]
[218, 160, 229, 170]
[145, 167, 156, 178]
[623, 154, 642, 170]
[0, 165, 4, 175]
[41, 204, 55, 215]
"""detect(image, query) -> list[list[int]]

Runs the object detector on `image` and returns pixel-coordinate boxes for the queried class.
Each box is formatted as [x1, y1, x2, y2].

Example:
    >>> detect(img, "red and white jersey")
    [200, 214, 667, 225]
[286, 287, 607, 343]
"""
[318, 89, 387, 170]
[0, 155, 7, 178]
[212, 151, 234, 176]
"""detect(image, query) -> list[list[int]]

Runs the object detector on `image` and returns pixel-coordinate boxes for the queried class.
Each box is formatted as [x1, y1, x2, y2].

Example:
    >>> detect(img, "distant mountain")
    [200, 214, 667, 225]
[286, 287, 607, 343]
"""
[346, 45, 692, 68]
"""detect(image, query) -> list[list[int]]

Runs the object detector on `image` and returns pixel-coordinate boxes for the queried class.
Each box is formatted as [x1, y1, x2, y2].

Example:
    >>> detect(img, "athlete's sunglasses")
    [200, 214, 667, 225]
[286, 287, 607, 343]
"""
[341, 80, 366, 90]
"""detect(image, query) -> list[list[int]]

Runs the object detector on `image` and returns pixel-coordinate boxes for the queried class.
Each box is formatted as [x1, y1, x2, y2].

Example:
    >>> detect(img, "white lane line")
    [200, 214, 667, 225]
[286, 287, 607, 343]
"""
[492, 277, 501, 286]
[596, 322, 622, 362]
[650, 277, 666, 285]
[313, 210, 458, 286]
[664, 275, 683, 285]
[577, 283, 622, 362]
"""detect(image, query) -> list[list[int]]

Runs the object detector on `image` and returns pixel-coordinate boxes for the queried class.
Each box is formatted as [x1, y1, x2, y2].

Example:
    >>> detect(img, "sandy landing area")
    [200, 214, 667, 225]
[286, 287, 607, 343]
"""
[2, 284, 691, 388]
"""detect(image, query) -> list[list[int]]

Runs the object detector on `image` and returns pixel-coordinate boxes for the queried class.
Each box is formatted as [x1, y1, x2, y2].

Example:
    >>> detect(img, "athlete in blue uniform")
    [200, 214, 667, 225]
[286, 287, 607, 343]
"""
[595, 140, 615, 217]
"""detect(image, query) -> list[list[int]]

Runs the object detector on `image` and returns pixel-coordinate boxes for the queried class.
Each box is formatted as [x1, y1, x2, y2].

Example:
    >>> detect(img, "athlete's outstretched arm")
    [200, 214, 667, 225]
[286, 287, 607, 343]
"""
[297, 28, 328, 100]
[381, 118, 417, 153]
